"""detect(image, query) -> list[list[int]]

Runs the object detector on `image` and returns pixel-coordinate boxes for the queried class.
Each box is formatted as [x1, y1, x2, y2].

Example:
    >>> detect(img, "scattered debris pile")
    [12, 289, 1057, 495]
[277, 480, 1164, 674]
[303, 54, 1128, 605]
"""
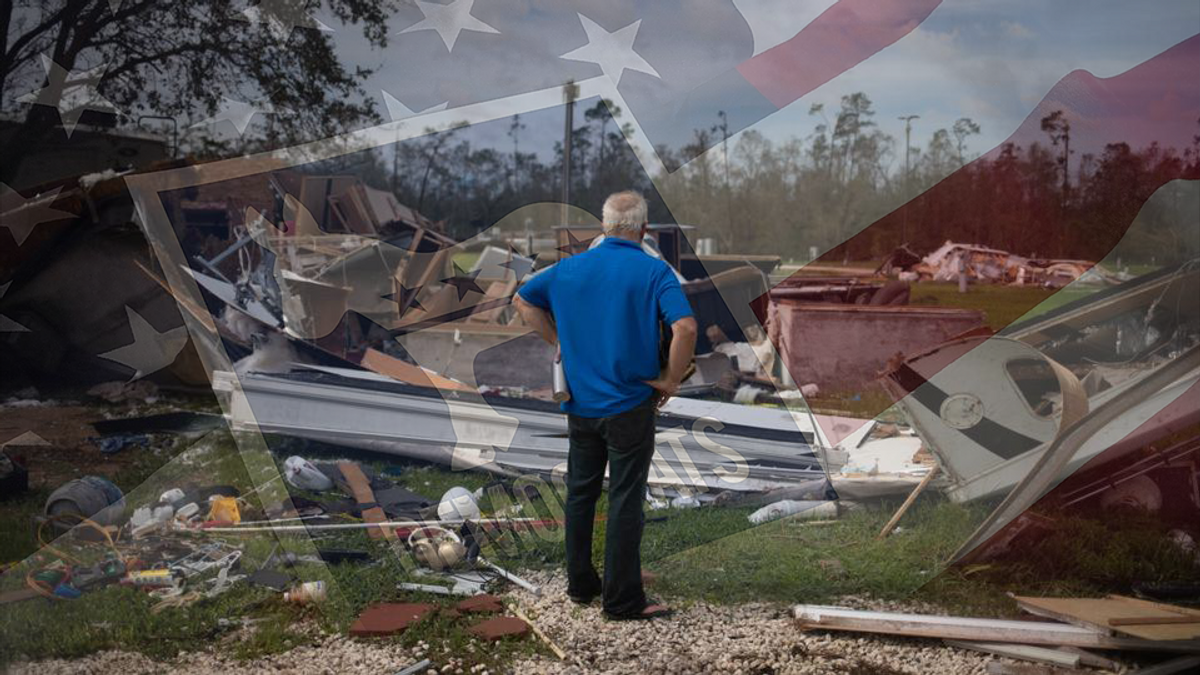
[881, 241, 1126, 288]
[795, 595, 1200, 673]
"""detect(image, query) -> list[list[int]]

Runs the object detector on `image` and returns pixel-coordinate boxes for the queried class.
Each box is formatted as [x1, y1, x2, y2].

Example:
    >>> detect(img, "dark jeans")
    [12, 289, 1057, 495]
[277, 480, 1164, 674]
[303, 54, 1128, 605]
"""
[564, 395, 657, 616]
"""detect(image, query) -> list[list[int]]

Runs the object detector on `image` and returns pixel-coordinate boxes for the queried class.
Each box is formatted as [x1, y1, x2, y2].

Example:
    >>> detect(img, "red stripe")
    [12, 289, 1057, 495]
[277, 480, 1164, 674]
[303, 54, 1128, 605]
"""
[737, 0, 943, 109]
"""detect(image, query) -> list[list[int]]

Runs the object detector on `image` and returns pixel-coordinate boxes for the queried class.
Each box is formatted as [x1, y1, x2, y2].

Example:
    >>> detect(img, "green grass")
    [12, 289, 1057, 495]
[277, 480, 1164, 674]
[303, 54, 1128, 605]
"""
[0, 431, 549, 668]
[5, 429, 990, 667]
[452, 251, 482, 272]
[649, 496, 993, 606]
[909, 282, 1059, 332]
[923, 509, 1200, 618]
[6, 428, 1191, 669]
[0, 431, 201, 566]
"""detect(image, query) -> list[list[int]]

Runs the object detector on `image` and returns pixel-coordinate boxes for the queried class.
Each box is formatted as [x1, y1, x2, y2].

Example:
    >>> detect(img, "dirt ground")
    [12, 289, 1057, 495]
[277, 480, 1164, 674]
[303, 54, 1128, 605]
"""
[0, 403, 129, 489]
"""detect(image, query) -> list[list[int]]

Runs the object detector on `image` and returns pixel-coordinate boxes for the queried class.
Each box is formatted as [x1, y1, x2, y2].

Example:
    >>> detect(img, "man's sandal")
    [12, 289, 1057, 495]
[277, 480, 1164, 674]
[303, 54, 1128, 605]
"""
[603, 600, 672, 621]
[568, 592, 598, 606]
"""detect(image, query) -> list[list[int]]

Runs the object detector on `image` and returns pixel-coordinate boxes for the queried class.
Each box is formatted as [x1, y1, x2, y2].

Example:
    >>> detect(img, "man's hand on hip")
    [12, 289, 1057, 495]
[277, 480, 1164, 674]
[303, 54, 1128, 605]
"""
[644, 375, 680, 398]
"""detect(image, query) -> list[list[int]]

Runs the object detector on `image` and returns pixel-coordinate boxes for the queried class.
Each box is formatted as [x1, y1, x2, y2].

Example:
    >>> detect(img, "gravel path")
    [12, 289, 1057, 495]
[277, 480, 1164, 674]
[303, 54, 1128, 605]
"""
[8, 572, 1085, 675]
[507, 572, 1017, 675]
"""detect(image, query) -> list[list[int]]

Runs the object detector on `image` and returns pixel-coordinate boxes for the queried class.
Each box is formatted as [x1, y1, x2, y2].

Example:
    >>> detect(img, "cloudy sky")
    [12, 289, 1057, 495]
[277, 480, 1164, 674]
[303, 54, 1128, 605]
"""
[323, 0, 1198, 165]
[754, 0, 1200, 157]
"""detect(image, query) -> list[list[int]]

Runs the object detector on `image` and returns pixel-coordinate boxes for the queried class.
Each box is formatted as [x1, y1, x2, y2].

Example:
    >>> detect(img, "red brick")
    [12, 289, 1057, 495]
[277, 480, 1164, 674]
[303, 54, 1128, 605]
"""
[455, 594, 504, 614]
[349, 603, 435, 637]
[468, 616, 530, 641]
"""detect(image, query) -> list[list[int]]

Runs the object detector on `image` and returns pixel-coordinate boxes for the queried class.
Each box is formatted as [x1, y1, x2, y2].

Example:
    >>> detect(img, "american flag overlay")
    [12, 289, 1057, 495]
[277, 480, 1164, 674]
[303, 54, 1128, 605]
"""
[1, 1, 1198, 671]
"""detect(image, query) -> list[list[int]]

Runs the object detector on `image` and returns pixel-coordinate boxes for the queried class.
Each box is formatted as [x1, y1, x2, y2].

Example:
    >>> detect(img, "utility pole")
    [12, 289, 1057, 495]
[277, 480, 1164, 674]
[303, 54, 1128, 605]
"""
[898, 114, 919, 245]
[718, 110, 732, 235]
[392, 129, 400, 195]
[561, 80, 579, 228]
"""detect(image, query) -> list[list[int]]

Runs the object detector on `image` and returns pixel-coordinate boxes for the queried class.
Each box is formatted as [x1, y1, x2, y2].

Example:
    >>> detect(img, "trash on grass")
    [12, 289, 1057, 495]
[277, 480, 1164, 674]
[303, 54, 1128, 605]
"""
[207, 495, 241, 525]
[437, 485, 481, 521]
[748, 499, 838, 525]
[283, 580, 327, 604]
[44, 475, 124, 529]
[284, 455, 335, 492]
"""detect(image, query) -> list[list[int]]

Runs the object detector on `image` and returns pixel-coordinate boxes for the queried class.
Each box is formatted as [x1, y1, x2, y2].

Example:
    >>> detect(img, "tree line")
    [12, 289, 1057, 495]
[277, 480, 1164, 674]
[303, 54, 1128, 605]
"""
[370, 92, 1200, 265]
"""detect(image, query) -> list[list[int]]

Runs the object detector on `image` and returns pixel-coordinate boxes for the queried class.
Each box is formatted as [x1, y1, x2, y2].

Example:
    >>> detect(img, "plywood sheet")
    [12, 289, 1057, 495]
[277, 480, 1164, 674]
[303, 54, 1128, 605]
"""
[339, 461, 393, 540]
[360, 348, 475, 393]
[1014, 595, 1200, 641]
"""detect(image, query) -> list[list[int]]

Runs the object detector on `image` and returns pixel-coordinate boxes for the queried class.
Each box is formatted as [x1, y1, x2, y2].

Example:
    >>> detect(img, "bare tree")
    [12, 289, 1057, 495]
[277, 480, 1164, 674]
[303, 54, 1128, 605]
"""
[952, 117, 980, 166]
[1, 0, 398, 183]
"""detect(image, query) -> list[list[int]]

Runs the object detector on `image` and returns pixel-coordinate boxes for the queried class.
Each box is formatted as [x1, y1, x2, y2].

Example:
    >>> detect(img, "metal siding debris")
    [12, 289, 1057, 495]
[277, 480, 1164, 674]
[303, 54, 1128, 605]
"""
[791, 605, 1200, 652]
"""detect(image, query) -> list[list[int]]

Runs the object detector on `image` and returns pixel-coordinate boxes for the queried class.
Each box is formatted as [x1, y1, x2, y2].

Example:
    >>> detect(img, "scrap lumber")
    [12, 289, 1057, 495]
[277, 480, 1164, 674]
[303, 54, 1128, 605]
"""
[466, 278, 517, 324]
[1055, 646, 1122, 671]
[876, 464, 940, 539]
[360, 348, 475, 392]
[339, 461, 393, 540]
[943, 640, 1080, 668]
[791, 605, 1200, 652]
[1013, 596, 1200, 641]
[512, 605, 568, 660]
[1110, 616, 1200, 627]
[1109, 595, 1200, 620]
[985, 663, 1079, 675]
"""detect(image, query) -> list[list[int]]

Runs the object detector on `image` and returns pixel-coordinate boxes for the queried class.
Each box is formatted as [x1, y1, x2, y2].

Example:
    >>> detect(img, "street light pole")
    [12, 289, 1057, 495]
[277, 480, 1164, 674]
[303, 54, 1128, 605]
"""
[561, 80, 579, 229]
[898, 114, 919, 245]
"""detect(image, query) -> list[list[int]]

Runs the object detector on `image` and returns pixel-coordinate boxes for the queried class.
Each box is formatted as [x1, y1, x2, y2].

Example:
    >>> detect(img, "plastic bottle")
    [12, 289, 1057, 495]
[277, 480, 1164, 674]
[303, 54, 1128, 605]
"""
[552, 355, 570, 402]
[747, 500, 838, 525]
[284, 580, 326, 604]
[284, 456, 334, 491]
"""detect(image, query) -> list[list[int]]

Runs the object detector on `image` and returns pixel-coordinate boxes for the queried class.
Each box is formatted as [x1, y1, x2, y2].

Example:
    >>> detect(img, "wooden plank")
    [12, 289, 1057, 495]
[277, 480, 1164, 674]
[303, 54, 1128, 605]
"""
[1110, 616, 1200, 627]
[1014, 596, 1200, 642]
[877, 464, 939, 539]
[986, 663, 1078, 675]
[466, 279, 517, 324]
[985, 663, 1078, 675]
[943, 640, 1080, 668]
[360, 349, 475, 393]
[792, 605, 1200, 652]
[1055, 646, 1122, 672]
[1107, 595, 1200, 618]
[339, 461, 393, 540]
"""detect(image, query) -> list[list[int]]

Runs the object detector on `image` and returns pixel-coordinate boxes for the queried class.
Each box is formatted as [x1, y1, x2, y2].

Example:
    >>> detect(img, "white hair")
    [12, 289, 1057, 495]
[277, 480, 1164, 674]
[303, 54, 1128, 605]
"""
[601, 191, 647, 235]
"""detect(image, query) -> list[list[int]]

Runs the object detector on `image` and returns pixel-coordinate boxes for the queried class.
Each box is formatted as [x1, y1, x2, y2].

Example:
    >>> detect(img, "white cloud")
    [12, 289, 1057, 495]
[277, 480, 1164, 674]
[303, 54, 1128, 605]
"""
[1001, 20, 1034, 40]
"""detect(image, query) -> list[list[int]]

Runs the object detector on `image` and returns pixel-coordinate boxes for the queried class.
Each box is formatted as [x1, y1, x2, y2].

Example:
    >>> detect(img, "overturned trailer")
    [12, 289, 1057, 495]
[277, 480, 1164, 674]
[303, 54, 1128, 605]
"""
[883, 263, 1200, 508]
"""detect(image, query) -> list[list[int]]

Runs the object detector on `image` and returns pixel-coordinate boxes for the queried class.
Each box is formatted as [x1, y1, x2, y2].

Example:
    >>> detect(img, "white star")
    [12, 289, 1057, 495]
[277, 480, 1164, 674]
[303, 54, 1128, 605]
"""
[560, 13, 660, 86]
[98, 306, 188, 380]
[238, 1, 333, 42]
[1, 431, 50, 448]
[399, 0, 500, 52]
[0, 282, 30, 333]
[16, 55, 119, 137]
[1, 183, 73, 246]
[192, 96, 276, 135]
[381, 90, 448, 121]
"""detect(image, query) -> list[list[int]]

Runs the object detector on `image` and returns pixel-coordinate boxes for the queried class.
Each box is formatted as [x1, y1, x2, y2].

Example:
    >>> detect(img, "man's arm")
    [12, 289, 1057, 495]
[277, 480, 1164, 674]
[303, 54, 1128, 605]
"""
[645, 316, 698, 397]
[514, 295, 558, 347]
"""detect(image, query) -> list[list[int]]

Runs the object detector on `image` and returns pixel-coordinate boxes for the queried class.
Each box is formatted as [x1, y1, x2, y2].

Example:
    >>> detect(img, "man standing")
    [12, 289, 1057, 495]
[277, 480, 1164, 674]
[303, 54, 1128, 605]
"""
[515, 191, 697, 620]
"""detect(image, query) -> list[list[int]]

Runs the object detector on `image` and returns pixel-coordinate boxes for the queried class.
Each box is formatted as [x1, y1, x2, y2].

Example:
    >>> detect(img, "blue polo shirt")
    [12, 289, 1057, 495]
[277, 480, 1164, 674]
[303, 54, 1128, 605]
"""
[518, 237, 694, 418]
